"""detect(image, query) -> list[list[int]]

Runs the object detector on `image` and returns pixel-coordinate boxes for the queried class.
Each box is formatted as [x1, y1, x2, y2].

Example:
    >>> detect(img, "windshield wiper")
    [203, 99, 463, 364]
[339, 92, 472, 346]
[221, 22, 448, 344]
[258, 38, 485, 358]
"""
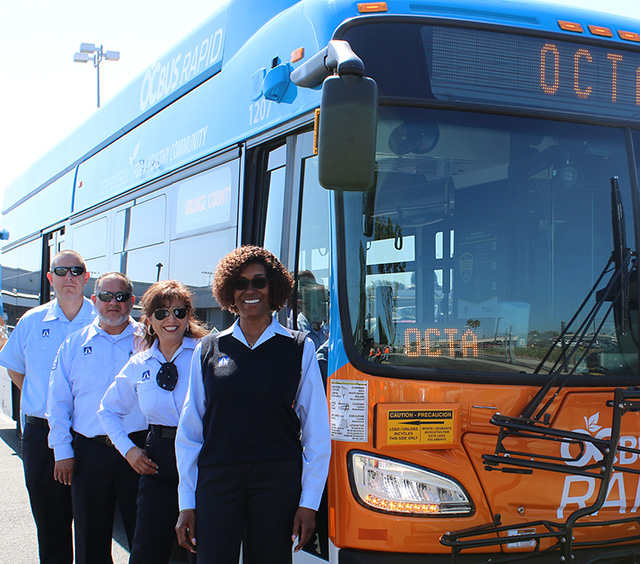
[522, 176, 635, 421]
[611, 175, 630, 335]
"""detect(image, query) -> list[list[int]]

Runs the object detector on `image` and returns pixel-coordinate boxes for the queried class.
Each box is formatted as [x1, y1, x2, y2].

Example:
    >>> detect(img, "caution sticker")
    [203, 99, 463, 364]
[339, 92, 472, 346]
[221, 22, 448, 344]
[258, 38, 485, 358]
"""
[375, 403, 459, 449]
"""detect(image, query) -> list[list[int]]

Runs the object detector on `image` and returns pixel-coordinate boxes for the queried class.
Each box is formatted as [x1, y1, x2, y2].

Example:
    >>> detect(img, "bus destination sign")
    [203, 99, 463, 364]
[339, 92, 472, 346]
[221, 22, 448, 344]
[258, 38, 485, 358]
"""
[428, 25, 640, 119]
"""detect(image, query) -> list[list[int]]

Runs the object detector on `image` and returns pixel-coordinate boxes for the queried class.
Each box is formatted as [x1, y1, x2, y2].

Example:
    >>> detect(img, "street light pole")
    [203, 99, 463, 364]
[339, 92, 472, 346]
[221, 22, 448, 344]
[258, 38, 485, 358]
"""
[95, 46, 102, 108]
[494, 316, 505, 342]
[73, 43, 120, 108]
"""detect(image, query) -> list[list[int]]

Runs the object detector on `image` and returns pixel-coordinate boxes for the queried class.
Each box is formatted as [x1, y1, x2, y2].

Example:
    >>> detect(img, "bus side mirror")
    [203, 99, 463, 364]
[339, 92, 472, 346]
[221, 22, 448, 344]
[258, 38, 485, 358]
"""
[318, 74, 377, 191]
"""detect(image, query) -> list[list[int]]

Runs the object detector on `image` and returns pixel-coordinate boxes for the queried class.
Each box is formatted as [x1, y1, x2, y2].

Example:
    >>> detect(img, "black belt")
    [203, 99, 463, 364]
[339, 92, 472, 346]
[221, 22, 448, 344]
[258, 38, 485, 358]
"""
[78, 430, 148, 448]
[25, 415, 49, 429]
[149, 425, 177, 439]
[89, 434, 114, 447]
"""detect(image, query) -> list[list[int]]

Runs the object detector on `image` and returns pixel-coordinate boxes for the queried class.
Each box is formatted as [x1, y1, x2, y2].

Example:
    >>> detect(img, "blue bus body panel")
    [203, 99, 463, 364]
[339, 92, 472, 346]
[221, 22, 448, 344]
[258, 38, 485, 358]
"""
[328, 191, 350, 376]
[3, 170, 75, 243]
[3, 0, 302, 213]
[4, 0, 640, 221]
[73, 0, 327, 212]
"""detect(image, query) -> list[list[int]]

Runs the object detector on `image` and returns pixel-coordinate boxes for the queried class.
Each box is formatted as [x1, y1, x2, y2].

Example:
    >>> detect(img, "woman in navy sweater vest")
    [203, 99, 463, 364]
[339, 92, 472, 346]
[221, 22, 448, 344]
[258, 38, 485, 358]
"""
[175, 246, 331, 564]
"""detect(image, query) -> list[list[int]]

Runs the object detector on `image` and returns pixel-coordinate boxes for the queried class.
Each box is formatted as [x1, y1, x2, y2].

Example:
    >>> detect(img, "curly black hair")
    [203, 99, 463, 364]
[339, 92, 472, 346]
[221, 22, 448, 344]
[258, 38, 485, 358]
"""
[212, 246, 294, 314]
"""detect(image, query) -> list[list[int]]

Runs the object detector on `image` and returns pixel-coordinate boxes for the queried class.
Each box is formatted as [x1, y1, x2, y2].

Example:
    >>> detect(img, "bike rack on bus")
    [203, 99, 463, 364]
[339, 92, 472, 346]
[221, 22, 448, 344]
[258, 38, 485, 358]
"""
[441, 387, 640, 564]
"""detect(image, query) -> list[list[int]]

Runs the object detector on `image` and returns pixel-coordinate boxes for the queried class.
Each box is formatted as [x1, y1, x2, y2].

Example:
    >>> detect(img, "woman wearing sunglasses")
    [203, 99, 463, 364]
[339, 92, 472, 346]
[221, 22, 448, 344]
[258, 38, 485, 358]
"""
[175, 246, 331, 564]
[98, 280, 208, 564]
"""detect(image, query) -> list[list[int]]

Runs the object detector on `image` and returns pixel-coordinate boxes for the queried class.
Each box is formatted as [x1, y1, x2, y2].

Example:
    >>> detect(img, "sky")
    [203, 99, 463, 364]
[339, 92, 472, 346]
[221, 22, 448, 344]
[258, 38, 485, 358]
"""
[0, 0, 638, 203]
[0, 0, 222, 193]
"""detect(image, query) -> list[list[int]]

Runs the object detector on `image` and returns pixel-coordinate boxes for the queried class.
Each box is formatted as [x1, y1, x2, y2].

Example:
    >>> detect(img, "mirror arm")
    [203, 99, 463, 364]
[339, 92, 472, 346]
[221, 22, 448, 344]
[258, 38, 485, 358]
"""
[326, 40, 365, 78]
[291, 40, 365, 88]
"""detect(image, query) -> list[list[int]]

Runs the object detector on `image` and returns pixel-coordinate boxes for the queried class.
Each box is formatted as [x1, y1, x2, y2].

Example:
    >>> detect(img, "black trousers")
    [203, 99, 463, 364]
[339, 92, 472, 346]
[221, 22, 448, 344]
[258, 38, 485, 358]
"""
[22, 420, 73, 564]
[129, 431, 194, 564]
[72, 433, 141, 564]
[195, 459, 302, 564]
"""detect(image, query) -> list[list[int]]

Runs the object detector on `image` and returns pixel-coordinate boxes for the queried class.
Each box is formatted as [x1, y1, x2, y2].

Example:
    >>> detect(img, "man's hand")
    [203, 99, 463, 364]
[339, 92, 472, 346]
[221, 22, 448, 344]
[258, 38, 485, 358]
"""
[291, 506, 316, 552]
[54, 458, 74, 486]
[176, 509, 197, 553]
[125, 446, 158, 475]
[7, 369, 25, 390]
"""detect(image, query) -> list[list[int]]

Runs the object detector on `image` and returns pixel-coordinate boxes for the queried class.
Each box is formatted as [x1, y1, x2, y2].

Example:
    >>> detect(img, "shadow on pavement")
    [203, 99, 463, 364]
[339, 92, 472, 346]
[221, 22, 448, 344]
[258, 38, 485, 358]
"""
[0, 420, 186, 562]
[0, 423, 22, 458]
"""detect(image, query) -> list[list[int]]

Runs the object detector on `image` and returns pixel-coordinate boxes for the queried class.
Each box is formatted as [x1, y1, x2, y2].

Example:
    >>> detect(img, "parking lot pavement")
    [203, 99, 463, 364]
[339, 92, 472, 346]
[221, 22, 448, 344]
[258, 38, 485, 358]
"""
[0, 413, 130, 564]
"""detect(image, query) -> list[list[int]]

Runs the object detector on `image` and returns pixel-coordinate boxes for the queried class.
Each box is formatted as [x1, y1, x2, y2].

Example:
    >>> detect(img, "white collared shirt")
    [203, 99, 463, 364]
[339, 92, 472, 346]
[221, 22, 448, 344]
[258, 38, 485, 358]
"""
[0, 298, 96, 418]
[98, 337, 199, 457]
[46, 318, 147, 461]
[176, 316, 331, 511]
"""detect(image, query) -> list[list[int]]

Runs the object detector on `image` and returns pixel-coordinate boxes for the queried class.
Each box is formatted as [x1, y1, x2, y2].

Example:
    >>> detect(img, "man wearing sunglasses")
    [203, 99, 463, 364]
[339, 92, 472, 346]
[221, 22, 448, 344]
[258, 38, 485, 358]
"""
[0, 250, 96, 564]
[47, 272, 148, 564]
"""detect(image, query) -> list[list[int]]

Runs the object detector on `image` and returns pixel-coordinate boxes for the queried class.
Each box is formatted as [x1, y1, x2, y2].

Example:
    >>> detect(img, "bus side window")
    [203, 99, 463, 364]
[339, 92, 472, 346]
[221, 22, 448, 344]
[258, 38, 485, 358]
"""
[71, 217, 109, 293]
[169, 231, 233, 331]
[2, 240, 41, 326]
[120, 196, 169, 309]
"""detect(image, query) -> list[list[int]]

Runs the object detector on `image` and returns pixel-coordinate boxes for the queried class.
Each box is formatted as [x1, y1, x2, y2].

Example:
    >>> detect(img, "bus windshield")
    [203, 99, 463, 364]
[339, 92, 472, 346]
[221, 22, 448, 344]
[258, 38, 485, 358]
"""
[341, 108, 639, 377]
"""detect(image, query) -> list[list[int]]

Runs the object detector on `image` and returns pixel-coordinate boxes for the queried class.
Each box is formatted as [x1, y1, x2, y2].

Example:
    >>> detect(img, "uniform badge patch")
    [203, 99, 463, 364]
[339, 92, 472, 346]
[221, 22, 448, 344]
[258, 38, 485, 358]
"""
[42, 329, 50, 338]
[141, 370, 150, 381]
[218, 356, 230, 367]
[83, 346, 92, 355]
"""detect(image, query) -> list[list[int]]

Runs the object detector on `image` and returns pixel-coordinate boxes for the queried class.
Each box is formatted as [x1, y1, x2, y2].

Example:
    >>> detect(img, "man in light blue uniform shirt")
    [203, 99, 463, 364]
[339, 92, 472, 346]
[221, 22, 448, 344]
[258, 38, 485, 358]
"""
[47, 272, 147, 564]
[0, 250, 96, 564]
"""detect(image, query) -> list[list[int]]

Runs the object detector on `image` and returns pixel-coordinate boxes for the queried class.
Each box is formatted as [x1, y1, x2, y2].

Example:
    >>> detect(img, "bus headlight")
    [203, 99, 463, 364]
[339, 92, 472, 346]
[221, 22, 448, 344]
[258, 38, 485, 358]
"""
[349, 452, 473, 516]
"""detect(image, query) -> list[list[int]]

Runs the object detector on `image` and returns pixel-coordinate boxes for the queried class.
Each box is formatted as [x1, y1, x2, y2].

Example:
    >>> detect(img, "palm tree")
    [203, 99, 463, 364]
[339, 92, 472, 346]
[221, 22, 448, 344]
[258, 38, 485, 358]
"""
[466, 319, 481, 330]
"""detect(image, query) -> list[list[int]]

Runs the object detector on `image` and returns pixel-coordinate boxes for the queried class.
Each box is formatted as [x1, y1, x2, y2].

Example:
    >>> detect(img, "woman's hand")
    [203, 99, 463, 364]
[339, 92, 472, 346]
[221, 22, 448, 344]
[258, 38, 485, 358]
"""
[54, 458, 74, 486]
[176, 509, 197, 553]
[291, 507, 316, 552]
[125, 446, 158, 475]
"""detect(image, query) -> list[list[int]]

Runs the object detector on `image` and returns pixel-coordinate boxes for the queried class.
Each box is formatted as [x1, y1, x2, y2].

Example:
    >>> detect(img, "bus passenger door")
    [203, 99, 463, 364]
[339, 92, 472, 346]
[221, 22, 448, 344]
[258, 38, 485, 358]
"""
[245, 141, 293, 265]
[246, 129, 331, 561]
[0, 227, 62, 429]
[42, 227, 67, 304]
[293, 132, 331, 562]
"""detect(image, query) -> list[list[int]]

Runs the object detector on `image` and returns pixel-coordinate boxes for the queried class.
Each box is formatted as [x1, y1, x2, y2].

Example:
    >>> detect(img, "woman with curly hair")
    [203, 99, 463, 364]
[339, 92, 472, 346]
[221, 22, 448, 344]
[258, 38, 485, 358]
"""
[98, 280, 208, 564]
[175, 245, 331, 564]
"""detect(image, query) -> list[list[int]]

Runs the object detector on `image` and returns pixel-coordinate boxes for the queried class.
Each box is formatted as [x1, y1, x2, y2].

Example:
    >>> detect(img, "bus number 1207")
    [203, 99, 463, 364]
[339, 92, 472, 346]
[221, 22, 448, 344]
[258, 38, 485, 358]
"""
[249, 98, 272, 126]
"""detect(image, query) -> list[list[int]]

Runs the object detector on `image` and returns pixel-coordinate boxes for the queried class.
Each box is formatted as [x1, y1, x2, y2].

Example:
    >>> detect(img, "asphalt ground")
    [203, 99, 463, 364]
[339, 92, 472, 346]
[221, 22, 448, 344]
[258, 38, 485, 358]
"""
[0, 412, 131, 564]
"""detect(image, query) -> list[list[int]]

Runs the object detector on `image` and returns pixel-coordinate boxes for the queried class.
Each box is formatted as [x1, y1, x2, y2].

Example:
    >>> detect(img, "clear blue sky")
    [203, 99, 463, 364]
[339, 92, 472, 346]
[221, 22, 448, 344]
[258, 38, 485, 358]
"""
[0, 0, 637, 198]
[0, 0, 222, 192]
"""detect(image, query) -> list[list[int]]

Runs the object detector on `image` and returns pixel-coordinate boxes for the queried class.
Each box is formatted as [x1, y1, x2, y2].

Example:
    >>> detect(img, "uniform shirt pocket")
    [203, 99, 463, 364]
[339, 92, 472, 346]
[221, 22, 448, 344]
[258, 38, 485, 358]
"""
[74, 353, 106, 372]
[137, 377, 158, 414]
[26, 336, 63, 371]
[68, 354, 108, 395]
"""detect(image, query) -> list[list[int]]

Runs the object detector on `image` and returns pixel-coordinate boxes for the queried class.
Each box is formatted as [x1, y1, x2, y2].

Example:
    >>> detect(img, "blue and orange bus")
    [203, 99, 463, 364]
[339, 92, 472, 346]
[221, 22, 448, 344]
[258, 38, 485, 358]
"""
[3, 0, 640, 561]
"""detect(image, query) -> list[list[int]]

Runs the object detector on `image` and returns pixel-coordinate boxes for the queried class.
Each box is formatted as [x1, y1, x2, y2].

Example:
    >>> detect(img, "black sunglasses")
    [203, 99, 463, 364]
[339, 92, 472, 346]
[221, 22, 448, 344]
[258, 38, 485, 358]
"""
[51, 266, 86, 277]
[153, 307, 188, 321]
[97, 291, 132, 303]
[231, 276, 268, 291]
[157, 361, 179, 392]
